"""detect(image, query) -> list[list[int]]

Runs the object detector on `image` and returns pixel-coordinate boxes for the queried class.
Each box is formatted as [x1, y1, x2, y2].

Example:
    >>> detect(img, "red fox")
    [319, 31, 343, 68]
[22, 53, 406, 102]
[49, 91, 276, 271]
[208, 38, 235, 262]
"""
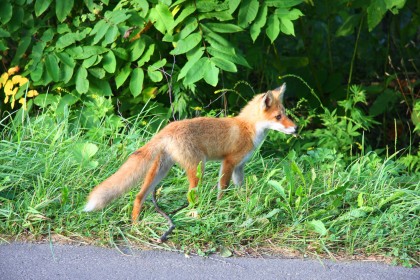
[84, 84, 297, 222]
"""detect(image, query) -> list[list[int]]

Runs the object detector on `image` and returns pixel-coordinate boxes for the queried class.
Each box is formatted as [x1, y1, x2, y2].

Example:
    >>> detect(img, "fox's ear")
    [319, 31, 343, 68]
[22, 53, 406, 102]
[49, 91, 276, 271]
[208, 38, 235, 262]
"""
[261, 90, 274, 110]
[273, 83, 286, 102]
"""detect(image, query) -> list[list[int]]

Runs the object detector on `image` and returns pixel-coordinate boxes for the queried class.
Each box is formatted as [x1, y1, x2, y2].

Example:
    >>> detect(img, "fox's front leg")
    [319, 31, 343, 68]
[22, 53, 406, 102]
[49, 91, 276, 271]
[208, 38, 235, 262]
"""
[217, 159, 235, 199]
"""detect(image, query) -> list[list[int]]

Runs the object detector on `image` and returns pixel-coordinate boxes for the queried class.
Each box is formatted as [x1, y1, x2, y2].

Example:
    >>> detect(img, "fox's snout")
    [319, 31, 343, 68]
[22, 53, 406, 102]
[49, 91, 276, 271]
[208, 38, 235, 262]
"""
[281, 117, 297, 134]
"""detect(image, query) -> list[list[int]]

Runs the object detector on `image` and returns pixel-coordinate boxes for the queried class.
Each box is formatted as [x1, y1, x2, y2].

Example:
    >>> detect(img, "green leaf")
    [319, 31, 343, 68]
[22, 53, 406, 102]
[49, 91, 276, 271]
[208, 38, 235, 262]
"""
[56, 94, 79, 115]
[82, 55, 98, 68]
[307, 220, 328, 236]
[115, 64, 131, 89]
[265, 0, 304, 8]
[113, 47, 129, 60]
[386, 0, 406, 13]
[203, 59, 219, 86]
[149, 3, 174, 34]
[205, 23, 243, 33]
[91, 20, 110, 45]
[88, 77, 112, 96]
[173, 3, 196, 27]
[88, 67, 106, 79]
[170, 32, 202, 55]
[138, 44, 155, 67]
[150, 58, 167, 69]
[228, 0, 241, 13]
[367, 0, 387, 31]
[76, 66, 89, 94]
[106, 10, 130, 25]
[357, 193, 364, 208]
[336, 14, 361, 37]
[147, 68, 163, 82]
[268, 180, 286, 199]
[56, 0, 74, 22]
[31, 63, 44, 82]
[220, 247, 233, 258]
[56, 33, 77, 49]
[184, 57, 206, 85]
[130, 68, 144, 97]
[130, 38, 146, 61]
[164, 18, 198, 42]
[103, 25, 119, 45]
[68, 46, 108, 60]
[56, 52, 75, 68]
[45, 53, 60, 82]
[207, 47, 250, 68]
[204, 30, 235, 50]
[34, 94, 60, 108]
[210, 57, 237, 72]
[266, 14, 280, 43]
[0, 28, 10, 38]
[12, 35, 31, 65]
[147, 59, 165, 82]
[71, 142, 99, 169]
[60, 63, 74, 83]
[35, 0, 52, 17]
[178, 47, 204, 80]
[238, 0, 259, 28]
[250, 4, 268, 42]
[285, 8, 304, 20]
[0, 1, 12, 24]
[186, 188, 198, 204]
[199, 11, 234, 21]
[103, 51, 116, 73]
[264, 208, 280, 219]
[280, 18, 295, 36]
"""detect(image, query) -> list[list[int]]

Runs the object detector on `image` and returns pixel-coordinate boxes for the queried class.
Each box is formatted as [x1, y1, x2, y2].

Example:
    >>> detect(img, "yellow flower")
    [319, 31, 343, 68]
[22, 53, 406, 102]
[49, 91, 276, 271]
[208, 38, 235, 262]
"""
[4, 80, 16, 96]
[4, 95, 9, 103]
[7, 66, 20, 75]
[0, 72, 9, 88]
[12, 75, 29, 87]
[19, 98, 27, 110]
[27, 90, 39, 97]
[10, 96, 15, 109]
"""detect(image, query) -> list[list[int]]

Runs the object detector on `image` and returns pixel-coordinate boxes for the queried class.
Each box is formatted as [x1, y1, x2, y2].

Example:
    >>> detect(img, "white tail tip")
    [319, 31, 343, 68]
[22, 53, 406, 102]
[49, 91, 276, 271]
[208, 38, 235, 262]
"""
[83, 199, 97, 212]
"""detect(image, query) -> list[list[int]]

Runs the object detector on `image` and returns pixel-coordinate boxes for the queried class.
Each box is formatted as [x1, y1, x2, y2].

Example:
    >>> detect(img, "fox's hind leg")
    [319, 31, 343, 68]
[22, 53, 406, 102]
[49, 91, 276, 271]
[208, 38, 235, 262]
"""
[232, 164, 245, 186]
[131, 154, 173, 222]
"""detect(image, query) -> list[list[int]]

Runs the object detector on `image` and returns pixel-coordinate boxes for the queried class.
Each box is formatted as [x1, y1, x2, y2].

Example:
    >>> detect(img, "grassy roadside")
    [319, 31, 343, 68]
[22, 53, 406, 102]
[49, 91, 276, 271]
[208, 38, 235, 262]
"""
[0, 111, 419, 267]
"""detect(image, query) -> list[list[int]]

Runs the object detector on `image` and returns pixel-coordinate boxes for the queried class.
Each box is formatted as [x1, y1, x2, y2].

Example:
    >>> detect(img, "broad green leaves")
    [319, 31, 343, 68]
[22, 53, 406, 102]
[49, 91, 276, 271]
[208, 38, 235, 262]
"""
[56, 0, 74, 22]
[4, 0, 407, 115]
[1, 0, 307, 105]
[149, 3, 174, 34]
[366, 0, 406, 31]
[130, 68, 144, 97]
[76, 67, 89, 94]
[170, 33, 202, 55]
[238, 0, 259, 28]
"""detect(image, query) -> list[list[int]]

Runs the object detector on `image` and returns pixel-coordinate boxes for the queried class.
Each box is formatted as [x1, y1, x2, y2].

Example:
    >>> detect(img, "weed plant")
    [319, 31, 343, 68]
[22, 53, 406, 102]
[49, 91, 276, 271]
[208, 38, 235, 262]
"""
[0, 101, 419, 267]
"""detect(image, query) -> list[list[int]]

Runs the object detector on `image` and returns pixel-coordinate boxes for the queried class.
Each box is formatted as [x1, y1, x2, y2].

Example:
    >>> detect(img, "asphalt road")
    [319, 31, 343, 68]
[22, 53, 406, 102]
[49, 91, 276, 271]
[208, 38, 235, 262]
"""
[0, 242, 418, 280]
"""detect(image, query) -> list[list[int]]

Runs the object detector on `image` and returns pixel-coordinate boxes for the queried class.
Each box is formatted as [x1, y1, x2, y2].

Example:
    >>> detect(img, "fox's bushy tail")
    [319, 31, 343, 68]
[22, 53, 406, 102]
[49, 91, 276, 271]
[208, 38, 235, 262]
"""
[84, 142, 161, 212]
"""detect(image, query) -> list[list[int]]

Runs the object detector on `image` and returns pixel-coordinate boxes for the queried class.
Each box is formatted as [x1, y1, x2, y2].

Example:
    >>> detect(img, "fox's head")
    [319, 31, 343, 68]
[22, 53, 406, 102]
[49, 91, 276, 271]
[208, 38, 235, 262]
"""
[239, 83, 297, 137]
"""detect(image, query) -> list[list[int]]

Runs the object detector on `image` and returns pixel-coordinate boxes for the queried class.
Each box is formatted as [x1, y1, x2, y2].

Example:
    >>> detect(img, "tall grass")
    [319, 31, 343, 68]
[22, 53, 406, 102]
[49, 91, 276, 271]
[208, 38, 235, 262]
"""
[0, 108, 418, 267]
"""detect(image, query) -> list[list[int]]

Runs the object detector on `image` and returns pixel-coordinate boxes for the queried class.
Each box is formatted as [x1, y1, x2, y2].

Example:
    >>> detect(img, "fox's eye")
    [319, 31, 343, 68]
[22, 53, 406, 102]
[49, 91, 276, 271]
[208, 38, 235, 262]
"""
[275, 115, 282, 120]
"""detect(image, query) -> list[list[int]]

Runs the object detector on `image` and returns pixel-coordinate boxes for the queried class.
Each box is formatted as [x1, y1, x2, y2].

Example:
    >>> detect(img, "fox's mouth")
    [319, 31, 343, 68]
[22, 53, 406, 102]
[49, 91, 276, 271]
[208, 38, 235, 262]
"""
[280, 127, 297, 135]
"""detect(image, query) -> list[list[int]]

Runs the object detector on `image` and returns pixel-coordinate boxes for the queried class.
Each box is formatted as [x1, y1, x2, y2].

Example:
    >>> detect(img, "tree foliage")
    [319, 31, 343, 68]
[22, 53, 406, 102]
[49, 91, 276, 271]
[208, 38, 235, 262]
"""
[0, 0, 418, 150]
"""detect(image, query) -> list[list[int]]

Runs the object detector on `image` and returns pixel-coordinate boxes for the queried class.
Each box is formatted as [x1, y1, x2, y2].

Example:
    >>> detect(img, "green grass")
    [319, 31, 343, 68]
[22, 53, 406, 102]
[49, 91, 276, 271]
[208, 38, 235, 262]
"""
[0, 111, 419, 267]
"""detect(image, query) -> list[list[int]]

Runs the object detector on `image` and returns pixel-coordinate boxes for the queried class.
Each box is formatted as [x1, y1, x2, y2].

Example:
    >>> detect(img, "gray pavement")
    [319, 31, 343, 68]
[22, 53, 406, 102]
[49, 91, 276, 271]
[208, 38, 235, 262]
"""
[0, 242, 418, 280]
